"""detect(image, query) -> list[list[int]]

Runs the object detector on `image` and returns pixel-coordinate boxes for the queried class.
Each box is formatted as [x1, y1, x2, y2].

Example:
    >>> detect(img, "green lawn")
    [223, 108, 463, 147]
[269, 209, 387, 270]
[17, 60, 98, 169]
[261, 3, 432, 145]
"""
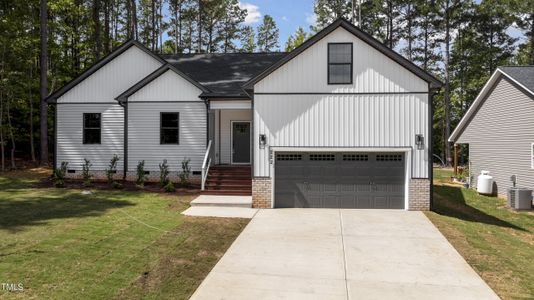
[426, 168, 534, 300]
[0, 169, 248, 299]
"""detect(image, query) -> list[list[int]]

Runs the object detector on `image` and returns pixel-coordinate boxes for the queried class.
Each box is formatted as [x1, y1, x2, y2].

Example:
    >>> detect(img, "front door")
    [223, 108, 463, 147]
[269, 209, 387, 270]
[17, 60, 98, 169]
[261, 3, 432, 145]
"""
[232, 121, 251, 164]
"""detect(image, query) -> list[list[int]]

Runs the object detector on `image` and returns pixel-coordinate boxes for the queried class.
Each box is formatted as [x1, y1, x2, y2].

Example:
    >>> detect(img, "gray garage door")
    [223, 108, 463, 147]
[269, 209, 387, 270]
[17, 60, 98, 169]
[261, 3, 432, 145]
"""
[274, 152, 405, 209]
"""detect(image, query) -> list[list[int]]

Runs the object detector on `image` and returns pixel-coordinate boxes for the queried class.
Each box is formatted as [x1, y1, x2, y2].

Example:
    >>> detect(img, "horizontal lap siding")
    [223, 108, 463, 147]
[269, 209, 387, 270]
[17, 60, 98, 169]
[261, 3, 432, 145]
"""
[458, 78, 534, 195]
[57, 104, 124, 170]
[128, 102, 206, 172]
[254, 94, 429, 178]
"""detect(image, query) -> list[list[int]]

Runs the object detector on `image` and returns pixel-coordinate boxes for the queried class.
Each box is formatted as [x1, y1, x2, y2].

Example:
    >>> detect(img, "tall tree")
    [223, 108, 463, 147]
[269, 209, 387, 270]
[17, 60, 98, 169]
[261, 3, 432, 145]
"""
[285, 27, 307, 51]
[40, 0, 48, 165]
[312, 0, 352, 31]
[257, 15, 279, 52]
[240, 25, 255, 52]
[93, 0, 101, 59]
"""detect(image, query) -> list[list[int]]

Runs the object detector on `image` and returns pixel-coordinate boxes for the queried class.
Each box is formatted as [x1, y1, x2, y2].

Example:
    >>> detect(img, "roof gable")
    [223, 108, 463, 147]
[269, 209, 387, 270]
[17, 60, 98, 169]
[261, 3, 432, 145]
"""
[244, 18, 442, 90]
[115, 64, 209, 102]
[449, 67, 534, 142]
[46, 40, 165, 103]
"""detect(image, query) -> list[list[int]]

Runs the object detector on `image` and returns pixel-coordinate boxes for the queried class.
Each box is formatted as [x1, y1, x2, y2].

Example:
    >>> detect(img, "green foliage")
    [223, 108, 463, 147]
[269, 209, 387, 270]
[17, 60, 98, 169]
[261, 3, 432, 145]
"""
[136, 160, 147, 188]
[179, 158, 191, 187]
[163, 180, 175, 193]
[82, 158, 92, 187]
[53, 162, 68, 188]
[240, 26, 255, 52]
[285, 27, 308, 52]
[159, 159, 170, 187]
[106, 155, 120, 186]
[257, 15, 279, 51]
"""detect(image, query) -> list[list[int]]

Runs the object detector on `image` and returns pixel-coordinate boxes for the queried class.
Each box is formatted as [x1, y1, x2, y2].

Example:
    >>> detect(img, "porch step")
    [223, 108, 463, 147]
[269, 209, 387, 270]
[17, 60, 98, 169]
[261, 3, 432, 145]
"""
[203, 165, 252, 196]
[190, 195, 252, 208]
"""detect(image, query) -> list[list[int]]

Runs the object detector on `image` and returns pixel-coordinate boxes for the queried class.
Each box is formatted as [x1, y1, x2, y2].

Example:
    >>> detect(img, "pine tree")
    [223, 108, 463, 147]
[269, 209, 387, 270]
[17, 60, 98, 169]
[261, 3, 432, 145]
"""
[240, 25, 255, 52]
[257, 15, 279, 52]
[285, 27, 307, 51]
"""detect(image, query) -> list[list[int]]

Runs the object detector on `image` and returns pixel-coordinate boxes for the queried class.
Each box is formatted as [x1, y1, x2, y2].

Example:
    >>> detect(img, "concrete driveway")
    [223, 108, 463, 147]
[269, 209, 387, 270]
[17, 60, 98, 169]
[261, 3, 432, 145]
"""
[190, 209, 499, 300]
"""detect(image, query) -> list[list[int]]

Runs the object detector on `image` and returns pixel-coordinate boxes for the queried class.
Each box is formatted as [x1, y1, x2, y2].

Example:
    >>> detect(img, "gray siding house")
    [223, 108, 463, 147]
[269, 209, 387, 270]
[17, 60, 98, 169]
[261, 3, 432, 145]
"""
[47, 19, 441, 210]
[449, 66, 534, 196]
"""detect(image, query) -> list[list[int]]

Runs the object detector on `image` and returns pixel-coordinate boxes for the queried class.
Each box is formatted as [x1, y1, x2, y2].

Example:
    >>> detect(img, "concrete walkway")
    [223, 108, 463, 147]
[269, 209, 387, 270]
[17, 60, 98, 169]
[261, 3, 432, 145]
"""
[190, 209, 499, 300]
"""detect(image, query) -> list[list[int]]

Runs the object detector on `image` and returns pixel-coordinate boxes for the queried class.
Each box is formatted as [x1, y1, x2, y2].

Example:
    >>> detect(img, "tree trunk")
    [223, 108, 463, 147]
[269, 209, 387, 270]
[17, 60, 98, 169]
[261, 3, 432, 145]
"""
[529, 13, 534, 65]
[198, 0, 202, 53]
[93, 0, 101, 60]
[151, 0, 156, 51]
[30, 62, 36, 162]
[40, 0, 49, 165]
[131, 0, 138, 40]
[0, 89, 4, 172]
[407, 3, 413, 60]
[443, 0, 452, 166]
[6, 94, 15, 169]
[104, 0, 110, 53]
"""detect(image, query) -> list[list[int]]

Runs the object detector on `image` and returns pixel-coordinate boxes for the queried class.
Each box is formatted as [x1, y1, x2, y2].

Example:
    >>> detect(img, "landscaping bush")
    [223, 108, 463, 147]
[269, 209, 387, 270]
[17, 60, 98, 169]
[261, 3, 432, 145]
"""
[53, 162, 68, 187]
[179, 158, 191, 187]
[163, 181, 175, 193]
[136, 160, 147, 188]
[82, 158, 92, 187]
[106, 154, 121, 188]
[159, 159, 170, 187]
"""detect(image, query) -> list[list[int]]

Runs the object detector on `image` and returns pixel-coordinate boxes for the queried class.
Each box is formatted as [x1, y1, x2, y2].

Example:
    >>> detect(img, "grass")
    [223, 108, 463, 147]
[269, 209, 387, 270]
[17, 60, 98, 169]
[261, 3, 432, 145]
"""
[426, 168, 534, 300]
[0, 168, 248, 299]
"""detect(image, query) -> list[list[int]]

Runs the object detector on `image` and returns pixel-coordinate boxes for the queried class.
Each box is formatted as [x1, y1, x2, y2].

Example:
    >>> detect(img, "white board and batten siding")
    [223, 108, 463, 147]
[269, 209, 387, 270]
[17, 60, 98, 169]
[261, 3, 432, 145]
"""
[457, 77, 534, 195]
[253, 26, 430, 178]
[127, 69, 206, 172]
[56, 45, 162, 170]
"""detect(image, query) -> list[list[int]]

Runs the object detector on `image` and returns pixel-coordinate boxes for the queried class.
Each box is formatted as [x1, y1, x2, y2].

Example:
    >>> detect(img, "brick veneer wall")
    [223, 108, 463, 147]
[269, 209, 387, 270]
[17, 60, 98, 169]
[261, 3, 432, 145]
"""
[252, 177, 272, 208]
[409, 178, 431, 211]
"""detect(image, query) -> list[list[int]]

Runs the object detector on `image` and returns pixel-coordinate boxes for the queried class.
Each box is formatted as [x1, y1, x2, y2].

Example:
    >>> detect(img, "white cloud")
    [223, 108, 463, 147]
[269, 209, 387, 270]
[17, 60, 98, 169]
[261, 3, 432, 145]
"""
[239, 2, 261, 25]
[305, 13, 317, 27]
[282, 16, 288, 21]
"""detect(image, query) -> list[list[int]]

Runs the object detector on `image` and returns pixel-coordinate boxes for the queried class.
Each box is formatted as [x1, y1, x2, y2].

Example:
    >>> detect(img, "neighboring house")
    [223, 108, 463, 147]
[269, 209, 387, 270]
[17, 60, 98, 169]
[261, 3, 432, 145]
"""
[449, 66, 534, 196]
[47, 19, 441, 210]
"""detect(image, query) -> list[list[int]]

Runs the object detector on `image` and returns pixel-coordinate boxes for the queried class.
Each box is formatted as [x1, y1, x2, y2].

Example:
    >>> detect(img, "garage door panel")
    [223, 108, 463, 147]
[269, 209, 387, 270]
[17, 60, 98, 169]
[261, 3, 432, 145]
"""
[274, 152, 406, 209]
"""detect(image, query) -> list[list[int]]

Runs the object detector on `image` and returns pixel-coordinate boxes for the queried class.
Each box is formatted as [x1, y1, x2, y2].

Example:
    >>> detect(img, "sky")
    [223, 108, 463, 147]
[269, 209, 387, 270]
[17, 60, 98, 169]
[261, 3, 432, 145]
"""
[238, 0, 316, 47]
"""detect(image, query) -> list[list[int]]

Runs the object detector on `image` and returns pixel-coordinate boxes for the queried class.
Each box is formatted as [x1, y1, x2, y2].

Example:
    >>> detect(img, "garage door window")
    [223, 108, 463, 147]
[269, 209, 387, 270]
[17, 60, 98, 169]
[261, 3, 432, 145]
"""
[343, 154, 368, 161]
[310, 154, 335, 161]
[376, 154, 403, 161]
[276, 154, 302, 161]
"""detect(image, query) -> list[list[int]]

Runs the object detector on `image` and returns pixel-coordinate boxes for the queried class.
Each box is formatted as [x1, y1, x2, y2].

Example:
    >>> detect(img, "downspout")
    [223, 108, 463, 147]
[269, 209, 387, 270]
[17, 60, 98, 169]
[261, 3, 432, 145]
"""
[53, 103, 57, 171]
[429, 85, 437, 211]
[119, 100, 128, 180]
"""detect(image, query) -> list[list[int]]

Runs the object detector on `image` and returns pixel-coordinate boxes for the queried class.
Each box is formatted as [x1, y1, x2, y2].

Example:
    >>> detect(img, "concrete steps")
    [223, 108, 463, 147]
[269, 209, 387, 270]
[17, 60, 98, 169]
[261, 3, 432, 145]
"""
[190, 195, 253, 208]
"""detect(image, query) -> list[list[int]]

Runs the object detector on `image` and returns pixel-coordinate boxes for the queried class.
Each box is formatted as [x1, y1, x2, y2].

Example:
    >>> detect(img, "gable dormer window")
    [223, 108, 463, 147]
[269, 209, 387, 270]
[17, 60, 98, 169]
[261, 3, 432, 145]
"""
[328, 43, 353, 84]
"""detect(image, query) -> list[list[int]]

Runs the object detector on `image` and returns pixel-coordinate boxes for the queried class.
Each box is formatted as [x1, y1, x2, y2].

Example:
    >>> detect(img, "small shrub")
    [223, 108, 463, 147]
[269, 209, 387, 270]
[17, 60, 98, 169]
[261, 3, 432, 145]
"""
[106, 154, 120, 186]
[53, 162, 68, 187]
[82, 158, 92, 187]
[111, 181, 123, 189]
[136, 160, 147, 188]
[163, 181, 175, 193]
[159, 159, 170, 187]
[179, 158, 191, 187]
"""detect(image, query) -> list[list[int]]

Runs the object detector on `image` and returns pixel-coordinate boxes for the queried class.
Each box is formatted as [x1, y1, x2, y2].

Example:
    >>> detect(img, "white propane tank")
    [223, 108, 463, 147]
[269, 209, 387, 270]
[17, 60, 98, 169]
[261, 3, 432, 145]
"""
[477, 171, 493, 195]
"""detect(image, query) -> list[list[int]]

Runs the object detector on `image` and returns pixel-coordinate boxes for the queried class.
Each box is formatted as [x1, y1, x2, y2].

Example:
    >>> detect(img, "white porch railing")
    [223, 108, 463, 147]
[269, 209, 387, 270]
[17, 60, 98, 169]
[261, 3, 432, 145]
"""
[201, 140, 213, 191]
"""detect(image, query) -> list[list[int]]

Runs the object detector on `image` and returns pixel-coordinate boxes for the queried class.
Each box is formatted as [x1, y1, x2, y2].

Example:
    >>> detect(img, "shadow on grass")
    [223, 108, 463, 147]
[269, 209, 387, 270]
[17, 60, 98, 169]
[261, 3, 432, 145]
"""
[0, 191, 135, 233]
[433, 185, 527, 232]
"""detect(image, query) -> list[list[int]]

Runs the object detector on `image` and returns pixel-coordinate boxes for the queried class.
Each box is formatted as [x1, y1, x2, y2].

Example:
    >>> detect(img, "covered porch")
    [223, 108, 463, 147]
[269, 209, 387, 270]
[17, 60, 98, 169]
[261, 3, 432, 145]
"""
[201, 99, 253, 194]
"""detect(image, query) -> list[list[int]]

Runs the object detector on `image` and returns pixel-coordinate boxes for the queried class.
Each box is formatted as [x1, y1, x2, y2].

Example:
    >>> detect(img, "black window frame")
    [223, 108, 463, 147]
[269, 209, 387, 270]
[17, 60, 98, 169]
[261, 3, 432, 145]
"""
[160, 112, 180, 145]
[327, 42, 353, 85]
[83, 113, 101, 144]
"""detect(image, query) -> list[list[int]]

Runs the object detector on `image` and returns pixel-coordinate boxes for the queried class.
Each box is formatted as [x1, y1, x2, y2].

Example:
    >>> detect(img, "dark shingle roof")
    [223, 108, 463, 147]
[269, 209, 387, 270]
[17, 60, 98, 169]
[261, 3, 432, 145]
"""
[161, 52, 287, 98]
[498, 66, 534, 93]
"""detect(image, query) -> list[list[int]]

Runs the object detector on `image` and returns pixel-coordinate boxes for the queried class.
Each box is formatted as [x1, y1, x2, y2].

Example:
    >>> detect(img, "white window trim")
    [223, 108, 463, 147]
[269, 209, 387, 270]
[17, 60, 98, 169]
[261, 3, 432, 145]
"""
[531, 143, 534, 169]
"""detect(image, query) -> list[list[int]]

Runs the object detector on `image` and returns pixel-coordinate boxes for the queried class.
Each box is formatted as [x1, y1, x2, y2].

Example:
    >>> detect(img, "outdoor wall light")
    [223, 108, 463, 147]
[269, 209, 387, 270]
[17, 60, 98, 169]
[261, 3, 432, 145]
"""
[415, 134, 424, 150]
[259, 134, 267, 149]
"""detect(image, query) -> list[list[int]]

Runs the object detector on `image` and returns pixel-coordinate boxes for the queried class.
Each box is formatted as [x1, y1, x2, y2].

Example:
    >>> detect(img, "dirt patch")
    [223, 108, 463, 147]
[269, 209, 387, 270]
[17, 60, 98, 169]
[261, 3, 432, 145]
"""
[116, 216, 249, 300]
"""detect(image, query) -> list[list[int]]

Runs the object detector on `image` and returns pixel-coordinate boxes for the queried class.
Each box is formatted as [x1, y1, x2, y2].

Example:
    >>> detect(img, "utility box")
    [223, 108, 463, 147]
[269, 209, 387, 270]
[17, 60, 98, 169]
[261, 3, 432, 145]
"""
[507, 188, 533, 210]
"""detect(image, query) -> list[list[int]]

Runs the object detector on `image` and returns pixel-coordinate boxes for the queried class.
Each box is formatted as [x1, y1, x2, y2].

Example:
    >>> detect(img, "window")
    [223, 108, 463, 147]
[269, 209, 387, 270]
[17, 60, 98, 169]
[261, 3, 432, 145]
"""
[328, 43, 353, 84]
[310, 154, 335, 161]
[83, 113, 101, 144]
[160, 112, 179, 144]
